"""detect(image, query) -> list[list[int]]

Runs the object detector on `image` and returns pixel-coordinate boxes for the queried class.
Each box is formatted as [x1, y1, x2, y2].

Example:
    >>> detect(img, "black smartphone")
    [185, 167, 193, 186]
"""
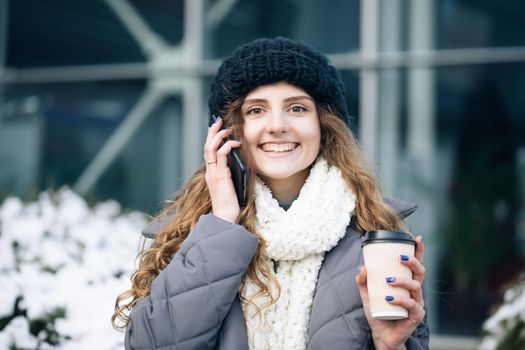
[209, 114, 247, 207]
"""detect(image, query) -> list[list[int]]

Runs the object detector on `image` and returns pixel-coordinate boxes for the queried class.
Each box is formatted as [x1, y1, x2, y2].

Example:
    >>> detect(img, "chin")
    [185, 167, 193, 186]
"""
[253, 154, 317, 181]
[257, 163, 310, 181]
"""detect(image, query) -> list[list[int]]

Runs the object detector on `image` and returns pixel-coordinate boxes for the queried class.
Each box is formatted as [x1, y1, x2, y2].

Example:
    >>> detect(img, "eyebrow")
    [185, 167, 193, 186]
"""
[284, 95, 314, 103]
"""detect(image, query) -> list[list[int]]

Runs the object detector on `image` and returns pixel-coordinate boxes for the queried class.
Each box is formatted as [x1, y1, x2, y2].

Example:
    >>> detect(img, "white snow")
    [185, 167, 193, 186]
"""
[0, 316, 39, 349]
[0, 188, 148, 349]
[479, 275, 525, 350]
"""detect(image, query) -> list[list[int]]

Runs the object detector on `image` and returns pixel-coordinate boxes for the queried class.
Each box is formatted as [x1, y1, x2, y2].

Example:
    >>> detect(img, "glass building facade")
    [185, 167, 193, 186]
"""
[1, 0, 525, 344]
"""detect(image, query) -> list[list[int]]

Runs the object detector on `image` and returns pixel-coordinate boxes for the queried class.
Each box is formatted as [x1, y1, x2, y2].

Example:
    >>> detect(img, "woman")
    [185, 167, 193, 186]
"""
[112, 37, 429, 350]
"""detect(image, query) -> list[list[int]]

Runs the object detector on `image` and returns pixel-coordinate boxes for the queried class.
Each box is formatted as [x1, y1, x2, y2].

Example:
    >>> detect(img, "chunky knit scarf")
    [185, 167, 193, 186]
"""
[241, 158, 356, 350]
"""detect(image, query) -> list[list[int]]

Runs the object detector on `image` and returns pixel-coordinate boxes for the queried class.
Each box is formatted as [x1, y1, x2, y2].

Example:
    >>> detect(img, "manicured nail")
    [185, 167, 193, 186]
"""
[214, 116, 222, 124]
[385, 296, 394, 301]
[400, 255, 409, 261]
[386, 277, 396, 283]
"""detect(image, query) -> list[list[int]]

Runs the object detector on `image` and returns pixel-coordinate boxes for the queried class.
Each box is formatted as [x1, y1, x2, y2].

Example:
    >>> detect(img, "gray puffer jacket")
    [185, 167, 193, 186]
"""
[125, 198, 429, 350]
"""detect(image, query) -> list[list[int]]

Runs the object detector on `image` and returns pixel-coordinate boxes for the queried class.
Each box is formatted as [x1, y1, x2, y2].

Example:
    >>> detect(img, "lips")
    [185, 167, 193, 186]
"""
[260, 142, 298, 153]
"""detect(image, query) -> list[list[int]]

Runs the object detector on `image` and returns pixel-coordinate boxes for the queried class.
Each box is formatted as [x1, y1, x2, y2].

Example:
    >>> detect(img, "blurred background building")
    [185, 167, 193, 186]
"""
[1, 0, 524, 347]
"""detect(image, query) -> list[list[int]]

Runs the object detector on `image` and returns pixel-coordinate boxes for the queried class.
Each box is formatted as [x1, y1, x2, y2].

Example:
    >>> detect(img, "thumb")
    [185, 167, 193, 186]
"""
[355, 265, 367, 287]
[356, 266, 372, 316]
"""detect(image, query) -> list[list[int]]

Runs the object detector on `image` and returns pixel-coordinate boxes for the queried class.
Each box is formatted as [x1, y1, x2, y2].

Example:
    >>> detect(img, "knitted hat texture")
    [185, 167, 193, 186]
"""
[208, 37, 349, 123]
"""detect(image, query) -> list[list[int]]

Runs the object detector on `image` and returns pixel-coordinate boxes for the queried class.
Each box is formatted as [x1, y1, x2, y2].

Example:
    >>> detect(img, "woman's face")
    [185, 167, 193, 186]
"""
[241, 81, 321, 188]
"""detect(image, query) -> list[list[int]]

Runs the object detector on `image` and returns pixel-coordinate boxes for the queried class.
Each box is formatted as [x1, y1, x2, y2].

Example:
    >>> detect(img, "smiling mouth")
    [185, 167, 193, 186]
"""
[260, 142, 298, 153]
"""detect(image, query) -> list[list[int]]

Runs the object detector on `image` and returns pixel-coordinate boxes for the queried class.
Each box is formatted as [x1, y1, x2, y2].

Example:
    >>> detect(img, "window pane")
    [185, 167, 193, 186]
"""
[437, 0, 525, 49]
[6, 0, 184, 68]
[0, 80, 185, 214]
[435, 62, 525, 334]
[204, 0, 360, 59]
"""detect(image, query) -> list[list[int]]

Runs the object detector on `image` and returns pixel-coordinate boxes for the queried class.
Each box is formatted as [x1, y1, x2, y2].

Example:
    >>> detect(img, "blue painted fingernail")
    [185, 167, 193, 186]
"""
[386, 277, 396, 283]
[400, 255, 409, 261]
[385, 296, 394, 301]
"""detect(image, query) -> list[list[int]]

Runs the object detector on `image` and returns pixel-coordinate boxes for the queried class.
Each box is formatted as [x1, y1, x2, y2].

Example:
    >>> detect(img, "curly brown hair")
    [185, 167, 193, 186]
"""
[111, 100, 403, 330]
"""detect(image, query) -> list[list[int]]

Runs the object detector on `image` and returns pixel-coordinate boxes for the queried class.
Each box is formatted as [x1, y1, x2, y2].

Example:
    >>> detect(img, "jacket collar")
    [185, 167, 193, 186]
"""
[383, 197, 417, 219]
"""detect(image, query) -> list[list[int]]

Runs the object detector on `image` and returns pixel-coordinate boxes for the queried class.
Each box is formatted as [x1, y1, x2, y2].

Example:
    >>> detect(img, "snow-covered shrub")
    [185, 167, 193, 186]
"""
[480, 274, 525, 350]
[0, 188, 147, 349]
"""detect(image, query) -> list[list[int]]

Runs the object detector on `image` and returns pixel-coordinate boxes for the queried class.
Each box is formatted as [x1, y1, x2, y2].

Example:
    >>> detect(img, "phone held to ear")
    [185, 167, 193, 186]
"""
[209, 114, 248, 207]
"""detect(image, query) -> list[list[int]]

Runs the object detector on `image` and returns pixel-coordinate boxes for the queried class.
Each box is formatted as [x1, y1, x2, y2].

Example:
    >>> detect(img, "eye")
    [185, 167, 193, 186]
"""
[246, 107, 264, 115]
[290, 105, 307, 113]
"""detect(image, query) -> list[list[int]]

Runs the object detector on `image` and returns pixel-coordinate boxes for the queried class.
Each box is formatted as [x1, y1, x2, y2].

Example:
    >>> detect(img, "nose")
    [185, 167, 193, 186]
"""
[264, 111, 289, 134]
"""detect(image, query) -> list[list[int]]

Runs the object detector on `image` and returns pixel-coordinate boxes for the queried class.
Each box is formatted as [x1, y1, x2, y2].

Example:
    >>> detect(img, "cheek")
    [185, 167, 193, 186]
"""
[307, 133, 322, 159]
[297, 116, 321, 139]
[242, 123, 259, 148]
[304, 126, 322, 150]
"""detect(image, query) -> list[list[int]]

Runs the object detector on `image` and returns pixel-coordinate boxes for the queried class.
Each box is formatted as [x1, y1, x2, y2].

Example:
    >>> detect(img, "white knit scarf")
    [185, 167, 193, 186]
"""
[241, 157, 356, 350]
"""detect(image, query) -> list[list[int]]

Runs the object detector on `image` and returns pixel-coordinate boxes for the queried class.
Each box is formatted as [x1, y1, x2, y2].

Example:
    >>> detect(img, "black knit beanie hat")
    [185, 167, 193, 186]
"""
[208, 37, 349, 123]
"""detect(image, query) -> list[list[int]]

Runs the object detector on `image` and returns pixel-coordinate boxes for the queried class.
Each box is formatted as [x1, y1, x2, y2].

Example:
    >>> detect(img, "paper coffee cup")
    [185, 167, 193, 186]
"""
[361, 230, 415, 320]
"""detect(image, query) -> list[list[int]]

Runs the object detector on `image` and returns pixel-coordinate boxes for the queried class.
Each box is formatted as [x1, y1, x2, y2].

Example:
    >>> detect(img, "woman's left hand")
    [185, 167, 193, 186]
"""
[356, 235, 426, 350]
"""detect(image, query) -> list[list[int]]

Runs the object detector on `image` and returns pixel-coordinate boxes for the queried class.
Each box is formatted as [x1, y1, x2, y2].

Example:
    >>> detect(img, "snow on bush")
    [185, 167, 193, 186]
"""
[480, 274, 525, 350]
[0, 188, 147, 349]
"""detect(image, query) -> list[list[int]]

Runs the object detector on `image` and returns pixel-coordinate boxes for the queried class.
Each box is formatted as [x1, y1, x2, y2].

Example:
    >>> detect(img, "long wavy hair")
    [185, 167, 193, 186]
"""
[111, 98, 404, 330]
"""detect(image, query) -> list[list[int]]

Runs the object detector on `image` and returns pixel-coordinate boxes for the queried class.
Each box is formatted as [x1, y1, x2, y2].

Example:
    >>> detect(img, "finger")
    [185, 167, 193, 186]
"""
[414, 235, 424, 263]
[355, 265, 367, 286]
[216, 140, 242, 169]
[385, 276, 424, 306]
[205, 129, 233, 164]
[210, 128, 234, 152]
[204, 118, 224, 159]
[355, 266, 372, 317]
[400, 254, 426, 283]
[385, 295, 425, 322]
[205, 117, 223, 146]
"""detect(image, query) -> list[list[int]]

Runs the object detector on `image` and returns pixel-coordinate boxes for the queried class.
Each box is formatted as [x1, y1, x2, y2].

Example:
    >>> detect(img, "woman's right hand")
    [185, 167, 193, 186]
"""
[204, 117, 242, 223]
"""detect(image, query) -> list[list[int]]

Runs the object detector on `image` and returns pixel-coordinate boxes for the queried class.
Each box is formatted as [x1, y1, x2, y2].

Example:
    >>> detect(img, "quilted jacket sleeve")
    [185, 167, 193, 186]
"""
[404, 313, 430, 350]
[124, 214, 259, 350]
[366, 315, 429, 350]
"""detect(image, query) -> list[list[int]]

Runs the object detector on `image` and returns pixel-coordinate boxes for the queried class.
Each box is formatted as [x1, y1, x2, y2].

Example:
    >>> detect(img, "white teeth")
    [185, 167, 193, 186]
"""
[261, 143, 297, 153]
